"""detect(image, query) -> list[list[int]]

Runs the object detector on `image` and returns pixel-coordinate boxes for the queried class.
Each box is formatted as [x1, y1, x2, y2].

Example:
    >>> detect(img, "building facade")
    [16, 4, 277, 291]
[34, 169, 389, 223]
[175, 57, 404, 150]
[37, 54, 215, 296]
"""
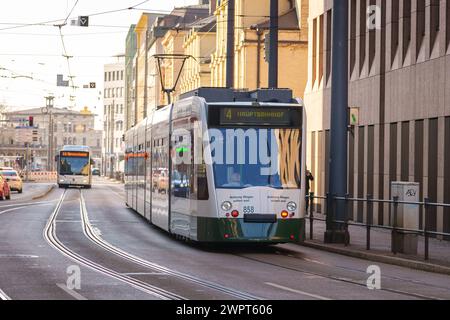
[103, 56, 126, 177]
[1, 106, 102, 171]
[125, 25, 137, 131]
[305, 0, 450, 236]
[210, 0, 309, 98]
[179, 15, 217, 94]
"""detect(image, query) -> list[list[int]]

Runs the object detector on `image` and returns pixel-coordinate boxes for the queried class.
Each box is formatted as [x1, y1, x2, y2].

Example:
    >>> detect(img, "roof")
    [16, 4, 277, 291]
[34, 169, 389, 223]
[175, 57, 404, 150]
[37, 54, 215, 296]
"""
[256, 8, 300, 30]
[187, 14, 216, 32]
[6, 107, 94, 116]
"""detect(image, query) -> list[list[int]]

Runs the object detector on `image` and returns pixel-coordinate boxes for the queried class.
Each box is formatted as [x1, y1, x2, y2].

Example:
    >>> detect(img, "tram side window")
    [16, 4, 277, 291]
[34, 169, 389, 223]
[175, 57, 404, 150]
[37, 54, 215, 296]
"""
[171, 120, 208, 200]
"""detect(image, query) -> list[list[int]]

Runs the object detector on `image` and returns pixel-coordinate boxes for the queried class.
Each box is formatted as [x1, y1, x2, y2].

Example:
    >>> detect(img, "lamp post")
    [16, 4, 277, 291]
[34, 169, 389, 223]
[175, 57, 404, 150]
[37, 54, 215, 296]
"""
[42, 96, 55, 172]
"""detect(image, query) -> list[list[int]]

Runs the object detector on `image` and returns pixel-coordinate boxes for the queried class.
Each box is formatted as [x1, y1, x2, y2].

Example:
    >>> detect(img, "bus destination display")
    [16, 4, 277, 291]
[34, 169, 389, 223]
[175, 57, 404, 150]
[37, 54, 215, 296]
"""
[61, 151, 89, 157]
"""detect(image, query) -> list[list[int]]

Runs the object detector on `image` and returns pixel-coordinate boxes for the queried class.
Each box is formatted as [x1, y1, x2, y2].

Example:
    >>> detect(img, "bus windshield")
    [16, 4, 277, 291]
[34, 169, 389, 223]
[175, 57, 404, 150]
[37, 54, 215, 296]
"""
[59, 155, 90, 176]
[211, 128, 302, 189]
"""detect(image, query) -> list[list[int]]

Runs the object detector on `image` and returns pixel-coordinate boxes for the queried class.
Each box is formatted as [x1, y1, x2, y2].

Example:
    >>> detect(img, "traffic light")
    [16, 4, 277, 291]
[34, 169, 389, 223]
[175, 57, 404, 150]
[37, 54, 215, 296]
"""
[28, 116, 34, 127]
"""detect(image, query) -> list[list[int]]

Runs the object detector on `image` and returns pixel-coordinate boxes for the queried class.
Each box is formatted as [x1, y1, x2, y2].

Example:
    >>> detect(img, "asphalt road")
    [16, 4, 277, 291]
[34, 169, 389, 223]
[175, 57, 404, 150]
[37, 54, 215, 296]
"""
[1, 178, 450, 300]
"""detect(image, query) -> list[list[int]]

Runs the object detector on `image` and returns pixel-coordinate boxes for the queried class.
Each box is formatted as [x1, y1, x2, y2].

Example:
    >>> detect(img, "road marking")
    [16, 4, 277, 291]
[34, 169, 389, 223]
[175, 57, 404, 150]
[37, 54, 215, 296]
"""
[0, 203, 53, 216]
[0, 288, 11, 300]
[0, 254, 39, 258]
[122, 272, 167, 276]
[0, 199, 57, 209]
[265, 282, 331, 300]
[56, 283, 88, 300]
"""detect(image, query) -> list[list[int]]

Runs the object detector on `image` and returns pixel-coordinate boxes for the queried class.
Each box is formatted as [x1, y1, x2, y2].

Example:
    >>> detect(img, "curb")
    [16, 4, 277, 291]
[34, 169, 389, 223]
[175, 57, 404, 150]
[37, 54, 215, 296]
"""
[32, 184, 56, 200]
[300, 241, 450, 276]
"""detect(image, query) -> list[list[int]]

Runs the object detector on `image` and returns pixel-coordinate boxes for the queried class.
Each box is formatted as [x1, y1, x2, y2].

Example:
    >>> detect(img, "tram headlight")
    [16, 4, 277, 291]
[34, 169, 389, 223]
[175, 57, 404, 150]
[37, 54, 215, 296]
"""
[221, 201, 232, 211]
[287, 201, 297, 211]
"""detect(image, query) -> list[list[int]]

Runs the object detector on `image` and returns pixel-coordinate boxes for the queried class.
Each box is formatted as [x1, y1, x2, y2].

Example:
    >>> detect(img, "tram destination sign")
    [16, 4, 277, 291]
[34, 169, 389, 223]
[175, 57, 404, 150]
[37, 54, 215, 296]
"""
[218, 107, 299, 127]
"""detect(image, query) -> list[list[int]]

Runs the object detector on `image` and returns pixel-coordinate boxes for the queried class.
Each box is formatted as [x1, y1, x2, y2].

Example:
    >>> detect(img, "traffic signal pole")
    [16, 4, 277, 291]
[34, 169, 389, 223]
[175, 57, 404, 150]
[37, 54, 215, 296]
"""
[324, 0, 350, 244]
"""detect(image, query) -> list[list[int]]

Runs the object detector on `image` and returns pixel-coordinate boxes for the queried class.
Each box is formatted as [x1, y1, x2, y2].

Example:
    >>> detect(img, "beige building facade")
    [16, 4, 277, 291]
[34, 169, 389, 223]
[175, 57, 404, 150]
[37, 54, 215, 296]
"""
[210, 0, 309, 99]
[305, 0, 450, 236]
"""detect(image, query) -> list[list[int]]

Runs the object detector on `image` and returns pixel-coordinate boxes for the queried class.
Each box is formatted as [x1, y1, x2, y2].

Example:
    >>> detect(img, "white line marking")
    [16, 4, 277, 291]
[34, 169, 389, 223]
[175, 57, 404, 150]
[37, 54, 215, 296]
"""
[0, 199, 57, 209]
[0, 288, 11, 300]
[265, 282, 331, 300]
[0, 203, 53, 216]
[56, 283, 88, 300]
[122, 272, 167, 276]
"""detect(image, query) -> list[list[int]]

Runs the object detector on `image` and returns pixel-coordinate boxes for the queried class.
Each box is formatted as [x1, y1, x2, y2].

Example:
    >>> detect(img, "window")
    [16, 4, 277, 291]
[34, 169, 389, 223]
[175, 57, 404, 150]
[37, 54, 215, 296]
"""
[104, 72, 107, 82]
[83, 137, 86, 145]
[120, 105, 124, 114]
[121, 70, 124, 80]
[447, 0, 450, 50]
[112, 71, 115, 81]
[350, 0, 357, 75]
[416, 0, 426, 58]
[402, 0, 411, 64]
[390, 0, 399, 66]
[312, 17, 317, 86]
[108, 72, 111, 81]
[73, 137, 77, 145]
[430, 0, 440, 51]
[63, 124, 67, 132]
[360, 0, 368, 73]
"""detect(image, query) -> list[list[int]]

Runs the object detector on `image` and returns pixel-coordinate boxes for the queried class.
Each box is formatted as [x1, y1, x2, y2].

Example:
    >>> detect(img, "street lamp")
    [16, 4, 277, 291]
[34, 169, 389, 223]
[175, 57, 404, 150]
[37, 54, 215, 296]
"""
[42, 96, 55, 172]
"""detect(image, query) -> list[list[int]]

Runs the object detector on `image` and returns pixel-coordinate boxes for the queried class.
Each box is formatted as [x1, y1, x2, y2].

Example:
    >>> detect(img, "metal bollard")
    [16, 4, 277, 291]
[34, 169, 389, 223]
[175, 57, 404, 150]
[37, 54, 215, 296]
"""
[309, 192, 314, 240]
[392, 196, 399, 255]
[424, 198, 430, 261]
[366, 195, 373, 251]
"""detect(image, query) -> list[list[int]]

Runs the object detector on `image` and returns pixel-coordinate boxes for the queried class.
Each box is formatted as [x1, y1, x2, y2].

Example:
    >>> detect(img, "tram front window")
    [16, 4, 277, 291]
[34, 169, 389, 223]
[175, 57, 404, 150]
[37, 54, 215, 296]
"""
[60, 156, 90, 176]
[212, 128, 301, 189]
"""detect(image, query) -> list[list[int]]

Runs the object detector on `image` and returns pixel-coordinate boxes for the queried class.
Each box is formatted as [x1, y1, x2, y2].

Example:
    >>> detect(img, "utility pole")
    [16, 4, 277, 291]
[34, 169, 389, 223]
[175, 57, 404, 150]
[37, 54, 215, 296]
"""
[226, 0, 235, 88]
[325, 0, 350, 244]
[110, 98, 115, 179]
[44, 96, 54, 172]
[268, 0, 278, 88]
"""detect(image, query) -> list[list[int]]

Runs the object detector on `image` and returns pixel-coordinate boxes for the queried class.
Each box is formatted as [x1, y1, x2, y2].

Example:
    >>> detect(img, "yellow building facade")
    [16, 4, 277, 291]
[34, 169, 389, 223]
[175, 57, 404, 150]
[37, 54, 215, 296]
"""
[210, 0, 309, 99]
[180, 17, 216, 94]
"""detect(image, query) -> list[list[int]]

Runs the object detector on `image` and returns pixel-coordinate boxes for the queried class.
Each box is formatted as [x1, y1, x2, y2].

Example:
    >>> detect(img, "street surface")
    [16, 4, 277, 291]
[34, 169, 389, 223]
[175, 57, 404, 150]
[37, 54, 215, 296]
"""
[1, 178, 450, 300]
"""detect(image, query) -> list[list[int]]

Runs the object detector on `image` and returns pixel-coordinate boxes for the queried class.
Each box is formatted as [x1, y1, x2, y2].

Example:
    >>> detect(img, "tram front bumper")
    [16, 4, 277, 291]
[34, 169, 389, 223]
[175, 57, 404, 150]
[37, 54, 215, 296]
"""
[196, 217, 305, 243]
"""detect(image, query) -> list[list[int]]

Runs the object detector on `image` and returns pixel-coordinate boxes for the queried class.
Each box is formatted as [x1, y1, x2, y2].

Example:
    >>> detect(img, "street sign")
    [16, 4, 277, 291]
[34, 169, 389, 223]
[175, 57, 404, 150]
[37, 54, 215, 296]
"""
[78, 16, 89, 27]
[349, 107, 359, 126]
[89, 82, 96, 88]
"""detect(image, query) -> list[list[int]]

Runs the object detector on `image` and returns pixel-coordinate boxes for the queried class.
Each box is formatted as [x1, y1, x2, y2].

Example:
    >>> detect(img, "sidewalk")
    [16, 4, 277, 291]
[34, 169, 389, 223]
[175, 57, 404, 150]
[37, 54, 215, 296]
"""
[303, 213, 450, 275]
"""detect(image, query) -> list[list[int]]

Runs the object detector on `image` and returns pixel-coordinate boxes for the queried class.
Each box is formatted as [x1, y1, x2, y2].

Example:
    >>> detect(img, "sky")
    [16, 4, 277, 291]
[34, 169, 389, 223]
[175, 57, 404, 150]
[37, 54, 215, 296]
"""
[0, 0, 199, 117]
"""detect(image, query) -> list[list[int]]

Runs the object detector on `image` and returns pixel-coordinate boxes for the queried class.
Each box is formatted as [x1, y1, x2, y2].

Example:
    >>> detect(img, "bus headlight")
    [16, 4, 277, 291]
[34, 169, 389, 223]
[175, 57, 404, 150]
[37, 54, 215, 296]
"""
[287, 201, 297, 211]
[221, 201, 232, 211]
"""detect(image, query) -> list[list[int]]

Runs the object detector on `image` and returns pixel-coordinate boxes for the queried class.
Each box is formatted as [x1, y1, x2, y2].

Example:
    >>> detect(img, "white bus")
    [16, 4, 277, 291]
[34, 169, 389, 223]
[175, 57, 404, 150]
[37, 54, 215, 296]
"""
[56, 145, 92, 189]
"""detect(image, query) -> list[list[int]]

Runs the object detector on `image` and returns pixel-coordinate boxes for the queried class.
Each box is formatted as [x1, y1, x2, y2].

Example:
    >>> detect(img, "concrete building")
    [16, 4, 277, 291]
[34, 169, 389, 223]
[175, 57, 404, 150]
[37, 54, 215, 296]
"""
[103, 55, 126, 177]
[305, 0, 450, 236]
[0, 106, 102, 171]
[210, 0, 309, 99]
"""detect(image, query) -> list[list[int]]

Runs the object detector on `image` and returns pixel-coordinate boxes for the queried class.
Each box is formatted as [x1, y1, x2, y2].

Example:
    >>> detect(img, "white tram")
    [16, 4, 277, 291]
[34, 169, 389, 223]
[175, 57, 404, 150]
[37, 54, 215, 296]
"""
[125, 88, 307, 243]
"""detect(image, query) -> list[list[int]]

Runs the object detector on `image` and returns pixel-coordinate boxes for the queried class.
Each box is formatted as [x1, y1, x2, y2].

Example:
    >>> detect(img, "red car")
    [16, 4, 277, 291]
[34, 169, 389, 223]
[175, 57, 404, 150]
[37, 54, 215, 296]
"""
[0, 174, 11, 200]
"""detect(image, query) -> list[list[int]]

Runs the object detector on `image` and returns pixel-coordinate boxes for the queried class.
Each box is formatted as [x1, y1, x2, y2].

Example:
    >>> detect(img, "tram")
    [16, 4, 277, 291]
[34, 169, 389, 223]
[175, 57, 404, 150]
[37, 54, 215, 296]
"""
[125, 88, 307, 243]
[56, 145, 92, 188]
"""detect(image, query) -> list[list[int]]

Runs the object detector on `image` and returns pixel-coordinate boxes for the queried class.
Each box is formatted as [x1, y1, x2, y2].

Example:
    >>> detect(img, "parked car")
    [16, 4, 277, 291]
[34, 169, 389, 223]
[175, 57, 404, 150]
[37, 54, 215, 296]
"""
[92, 168, 100, 176]
[0, 169, 23, 193]
[0, 175, 11, 200]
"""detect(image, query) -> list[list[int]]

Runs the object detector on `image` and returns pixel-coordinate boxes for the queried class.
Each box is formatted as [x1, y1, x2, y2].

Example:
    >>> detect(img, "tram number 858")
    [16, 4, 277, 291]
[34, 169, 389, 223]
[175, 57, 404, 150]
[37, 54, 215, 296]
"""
[243, 206, 255, 214]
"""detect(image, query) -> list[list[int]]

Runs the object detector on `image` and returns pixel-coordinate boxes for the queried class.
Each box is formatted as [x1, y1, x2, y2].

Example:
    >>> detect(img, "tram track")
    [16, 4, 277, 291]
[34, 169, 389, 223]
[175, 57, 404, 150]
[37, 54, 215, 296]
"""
[0, 288, 11, 300]
[43, 189, 184, 300]
[79, 190, 261, 300]
[232, 251, 445, 300]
